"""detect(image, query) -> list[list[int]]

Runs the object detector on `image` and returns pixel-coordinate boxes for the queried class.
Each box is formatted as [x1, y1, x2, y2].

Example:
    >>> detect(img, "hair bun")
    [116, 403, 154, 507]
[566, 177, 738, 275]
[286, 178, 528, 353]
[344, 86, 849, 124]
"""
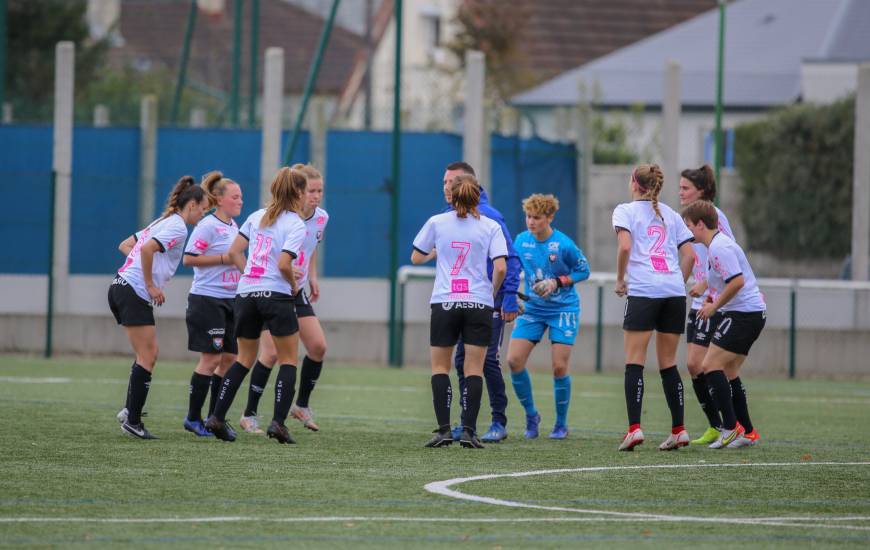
[181, 175, 196, 187]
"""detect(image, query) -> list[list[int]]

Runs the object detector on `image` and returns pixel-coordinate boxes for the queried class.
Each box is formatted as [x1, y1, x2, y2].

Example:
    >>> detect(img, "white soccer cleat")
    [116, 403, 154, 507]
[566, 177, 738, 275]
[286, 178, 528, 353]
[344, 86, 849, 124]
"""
[709, 424, 745, 449]
[618, 427, 644, 451]
[726, 434, 754, 449]
[239, 415, 264, 434]
[117, 407, 128, 424]
[659, 429, 691, 451]
[290, 404, 320, 431]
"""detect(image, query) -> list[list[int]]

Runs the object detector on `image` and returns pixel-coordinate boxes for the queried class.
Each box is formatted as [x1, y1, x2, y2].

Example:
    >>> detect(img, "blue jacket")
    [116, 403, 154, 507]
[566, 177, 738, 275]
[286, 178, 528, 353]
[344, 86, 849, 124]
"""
[443, 189, 520, 312]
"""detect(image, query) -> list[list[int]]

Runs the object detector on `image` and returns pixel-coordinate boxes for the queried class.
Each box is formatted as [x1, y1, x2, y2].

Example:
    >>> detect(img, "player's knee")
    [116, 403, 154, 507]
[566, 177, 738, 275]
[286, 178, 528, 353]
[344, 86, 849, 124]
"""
[553, 364, 569, 378]
[259, 350, 278, 366]
[307, 341, 326, 361]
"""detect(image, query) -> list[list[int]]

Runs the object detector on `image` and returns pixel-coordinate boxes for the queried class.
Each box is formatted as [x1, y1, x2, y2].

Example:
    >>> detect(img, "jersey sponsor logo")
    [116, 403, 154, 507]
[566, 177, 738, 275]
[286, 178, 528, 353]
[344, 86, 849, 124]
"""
[445, 302, 486, 310]
[548, 253, 557, 263]
[548, 242, 559, 251]
[111, 276, 128, 286]
[521, 242, 536, 248]
[558, 311, 578, 328]
[166, 238, 179, 250]
[316, 216, 326, 225]
[240, 290, 272, 298]
[451, 278, 469, 293]
[194, 239, 209, 251]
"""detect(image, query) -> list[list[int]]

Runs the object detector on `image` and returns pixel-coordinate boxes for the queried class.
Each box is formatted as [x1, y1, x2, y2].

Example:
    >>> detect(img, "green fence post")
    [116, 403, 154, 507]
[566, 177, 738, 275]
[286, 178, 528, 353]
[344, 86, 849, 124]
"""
[595, 283, 603, 373]
[387, 0, 403, 366]
[45, 171, 56, 358]
[789, 283, 797, 379]
[170, 0, 198, 125]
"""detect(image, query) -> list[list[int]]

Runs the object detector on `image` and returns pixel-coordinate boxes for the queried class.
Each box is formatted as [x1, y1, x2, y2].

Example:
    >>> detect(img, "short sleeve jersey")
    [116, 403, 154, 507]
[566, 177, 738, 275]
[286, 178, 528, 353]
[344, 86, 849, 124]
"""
[236, 209, 306, 295]
[514, 229, 590, 314]
[413, 212, 508, 307]
[117, 213, 189, 301]
[691, 206, 735, 310]
[706, 232, 766, 312]
[612, 200, 694, 298]
[294, 207, 329, 291]
[184, 213, 241, 299]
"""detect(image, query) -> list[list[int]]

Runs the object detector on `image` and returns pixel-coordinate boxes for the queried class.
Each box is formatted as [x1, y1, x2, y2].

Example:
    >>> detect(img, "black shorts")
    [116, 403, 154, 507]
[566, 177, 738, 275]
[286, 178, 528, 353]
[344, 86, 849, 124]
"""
[686, 309, 722, 347]
[107, 275, 154, 326]
[712, 310, 766, 356]
[430, 302, 493, 347]
[186, 294, 238, 354]
[293, 290, 316, 318]
[623, 296, 686, 334]
[234, 291, 299, 339]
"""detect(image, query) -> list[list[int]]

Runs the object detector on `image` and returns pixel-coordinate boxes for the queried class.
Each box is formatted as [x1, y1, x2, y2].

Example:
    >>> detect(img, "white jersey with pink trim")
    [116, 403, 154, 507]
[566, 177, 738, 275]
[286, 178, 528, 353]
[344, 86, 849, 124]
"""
[612, 200, 694, 298]
[706, 232, 766, 312]
[691, 206, 734, 310]
[117, 213, 189, 301]
[294, 207, 329, 291]
[236, 208, 306, 296]
[413, 212, 508, 307]
[184, 213, 241, 299]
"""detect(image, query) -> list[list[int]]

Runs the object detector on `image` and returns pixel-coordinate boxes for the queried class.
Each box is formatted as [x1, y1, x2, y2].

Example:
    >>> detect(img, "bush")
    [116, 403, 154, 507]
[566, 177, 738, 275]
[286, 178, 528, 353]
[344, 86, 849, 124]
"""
[734, 97, 854, 259]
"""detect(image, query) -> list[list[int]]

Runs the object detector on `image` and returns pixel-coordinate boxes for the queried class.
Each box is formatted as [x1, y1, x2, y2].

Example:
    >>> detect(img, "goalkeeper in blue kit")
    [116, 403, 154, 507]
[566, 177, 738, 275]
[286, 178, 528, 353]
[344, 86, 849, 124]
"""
[507, 194, 590, 439]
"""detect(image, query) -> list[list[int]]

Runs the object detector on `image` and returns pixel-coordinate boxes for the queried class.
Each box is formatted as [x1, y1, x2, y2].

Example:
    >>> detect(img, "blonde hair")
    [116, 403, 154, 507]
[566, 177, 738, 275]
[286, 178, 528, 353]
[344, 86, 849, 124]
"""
[159, 175, 203, 220]
[291, 163, 323, 182]
[522, 193, 559, 217]
[260, 167, 306, 228]
[633, 163, 665, 222]
[200, 171, 239, 209]
[450, 174, 480, 219]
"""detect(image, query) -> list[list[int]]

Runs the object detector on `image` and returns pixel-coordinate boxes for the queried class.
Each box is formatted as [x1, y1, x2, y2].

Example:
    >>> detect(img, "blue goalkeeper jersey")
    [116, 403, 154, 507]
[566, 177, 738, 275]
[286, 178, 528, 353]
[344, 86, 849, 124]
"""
[515, 229, 590, 314]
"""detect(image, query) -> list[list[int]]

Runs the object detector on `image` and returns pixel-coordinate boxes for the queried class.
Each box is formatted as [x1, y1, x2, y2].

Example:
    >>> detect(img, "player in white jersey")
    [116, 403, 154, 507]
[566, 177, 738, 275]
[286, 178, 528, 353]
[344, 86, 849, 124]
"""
[612, 164, 696, 451]
[204, 167, 308, 445]
[682, 200, 766, 449]
[678, 165, 736, 445]
[109, 176, 209, 439]
[412, 173, 508, 449]
[180, 172, 244, 437]
[240, 164, 329, 434]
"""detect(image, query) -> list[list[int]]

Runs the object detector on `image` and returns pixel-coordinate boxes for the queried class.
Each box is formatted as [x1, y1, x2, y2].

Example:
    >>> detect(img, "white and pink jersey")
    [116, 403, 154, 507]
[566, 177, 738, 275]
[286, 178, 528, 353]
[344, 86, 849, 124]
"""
[117, 213, 189, 302]
[236, 208, 306, 296]
[706, 232, 766, 312]
[184, 213, 240, 299]
[690, 206, 734, 310]
[294, 207, 329, 291]
[413, 212, 508, 308]
[612, 200, 694, 298]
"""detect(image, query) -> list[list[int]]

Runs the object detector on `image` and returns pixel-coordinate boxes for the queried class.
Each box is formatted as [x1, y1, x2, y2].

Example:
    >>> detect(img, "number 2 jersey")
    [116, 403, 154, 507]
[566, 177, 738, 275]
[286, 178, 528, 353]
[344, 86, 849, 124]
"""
[514, 229, 590, 315]
[236, 208, 306, 296]
[413, 212, 508, 308]
[184, 213, 240, 299]
[612, 200, 694, 298]
[117, 213, 189, 301]
[294, 207, 329, 291]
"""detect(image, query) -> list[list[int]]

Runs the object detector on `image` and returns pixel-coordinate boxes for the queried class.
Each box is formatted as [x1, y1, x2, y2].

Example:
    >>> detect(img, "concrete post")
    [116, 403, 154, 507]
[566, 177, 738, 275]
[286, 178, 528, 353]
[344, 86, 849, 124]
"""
[93, 104, 110, 127]
[662, 60, 681, 208]
[190, 108, 207, 128]
[576, 77, 593, 253]
[463, 50, 488, 194]
[260, 47, 284, 207]
[310, 97, 327, 276]
[2, 102, 12, 123]
[852, 64, 870, 281]
[52, 42, 75, 314]
[138, 95, 158, 227]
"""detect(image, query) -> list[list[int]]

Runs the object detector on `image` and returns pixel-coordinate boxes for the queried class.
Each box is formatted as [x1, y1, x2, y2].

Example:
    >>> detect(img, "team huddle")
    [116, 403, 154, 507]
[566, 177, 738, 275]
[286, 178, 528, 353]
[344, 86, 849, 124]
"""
[107, 159, 765, 451]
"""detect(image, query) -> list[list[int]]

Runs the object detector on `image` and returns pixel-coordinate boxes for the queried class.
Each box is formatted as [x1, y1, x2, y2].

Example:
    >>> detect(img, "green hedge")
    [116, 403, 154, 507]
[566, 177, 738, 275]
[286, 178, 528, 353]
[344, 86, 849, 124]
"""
[734, 97, 854, 260]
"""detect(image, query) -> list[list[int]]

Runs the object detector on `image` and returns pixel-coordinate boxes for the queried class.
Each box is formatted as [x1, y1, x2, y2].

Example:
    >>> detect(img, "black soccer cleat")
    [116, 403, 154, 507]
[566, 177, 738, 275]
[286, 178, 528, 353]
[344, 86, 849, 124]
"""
[266, 420, 296, 444]
[205, 416, 236, 442]
[459, 428, 485, 449]
[424, 428, 454, 448]
[121, 421, 158, 440]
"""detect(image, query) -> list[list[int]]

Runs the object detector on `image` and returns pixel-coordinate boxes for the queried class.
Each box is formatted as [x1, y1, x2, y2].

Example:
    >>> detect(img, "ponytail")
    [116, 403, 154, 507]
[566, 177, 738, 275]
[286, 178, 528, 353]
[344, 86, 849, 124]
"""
[159, 175, 203, 220]
[261, 167, 306, 227]
[200, 170, 238, 209]
[635, 163, 665, 222]
[450, 174, 481, 219]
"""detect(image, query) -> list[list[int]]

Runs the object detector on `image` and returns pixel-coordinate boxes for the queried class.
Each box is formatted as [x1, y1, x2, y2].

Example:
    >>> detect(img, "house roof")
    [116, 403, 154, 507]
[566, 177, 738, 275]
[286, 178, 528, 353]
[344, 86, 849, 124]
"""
[512, 0, 870, 109]
[112, 0, 365, 95]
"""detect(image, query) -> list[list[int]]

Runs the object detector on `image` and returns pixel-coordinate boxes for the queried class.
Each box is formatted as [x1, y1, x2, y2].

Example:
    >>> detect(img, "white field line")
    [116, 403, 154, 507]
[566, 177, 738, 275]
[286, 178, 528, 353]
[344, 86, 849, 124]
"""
[0, 516, 696, 524]
[424, 462, 870, 532]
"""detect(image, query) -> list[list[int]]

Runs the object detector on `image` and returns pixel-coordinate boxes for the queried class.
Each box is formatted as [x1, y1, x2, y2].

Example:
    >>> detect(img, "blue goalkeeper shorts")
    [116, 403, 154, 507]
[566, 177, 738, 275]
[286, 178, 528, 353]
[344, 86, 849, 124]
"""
[511, 309, 580, 345]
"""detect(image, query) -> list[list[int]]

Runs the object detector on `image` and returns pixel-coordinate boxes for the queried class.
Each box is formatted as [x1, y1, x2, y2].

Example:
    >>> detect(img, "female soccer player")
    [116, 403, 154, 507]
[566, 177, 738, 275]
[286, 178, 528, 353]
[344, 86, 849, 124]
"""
[204, 167, 308, 444]
[110, 176, 209, 439]
[507, 194, 590, 440]
[239, 164, 329, 434]
[678, 165, 736, 445]
[682, 200, 765, 449]
[612, 164, 695, 451]
[180, 171, 244, 437]
[412, 173, 508, 449]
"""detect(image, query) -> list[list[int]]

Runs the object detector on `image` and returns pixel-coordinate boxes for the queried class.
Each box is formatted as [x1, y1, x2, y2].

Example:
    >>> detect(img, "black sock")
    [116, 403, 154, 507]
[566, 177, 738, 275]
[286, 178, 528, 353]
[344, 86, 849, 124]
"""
[624, 364, 644, 426]
[659, 366, 684, 429]
[124, 362, 135, 410]
[187, 372, 211, 422]
[212, 362, 249, 421]
[707, 370, 737, 430]
[730, 377, 753, 433]
[243, 361, 273, 417]
[272, 364, 297, 424]
[127, 364, 152, 425]
[692, 373, 722, 429]
[296, 356, 323, 408]
[462, 375, 483, 433]
[431, 374, 452, 430]
[207, 375, 222, 418]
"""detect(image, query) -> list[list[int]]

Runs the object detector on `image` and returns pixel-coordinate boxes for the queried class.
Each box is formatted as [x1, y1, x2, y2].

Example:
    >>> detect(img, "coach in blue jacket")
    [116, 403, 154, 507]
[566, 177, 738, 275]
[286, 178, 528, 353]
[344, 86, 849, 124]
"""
[442, 161, 521, 442]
